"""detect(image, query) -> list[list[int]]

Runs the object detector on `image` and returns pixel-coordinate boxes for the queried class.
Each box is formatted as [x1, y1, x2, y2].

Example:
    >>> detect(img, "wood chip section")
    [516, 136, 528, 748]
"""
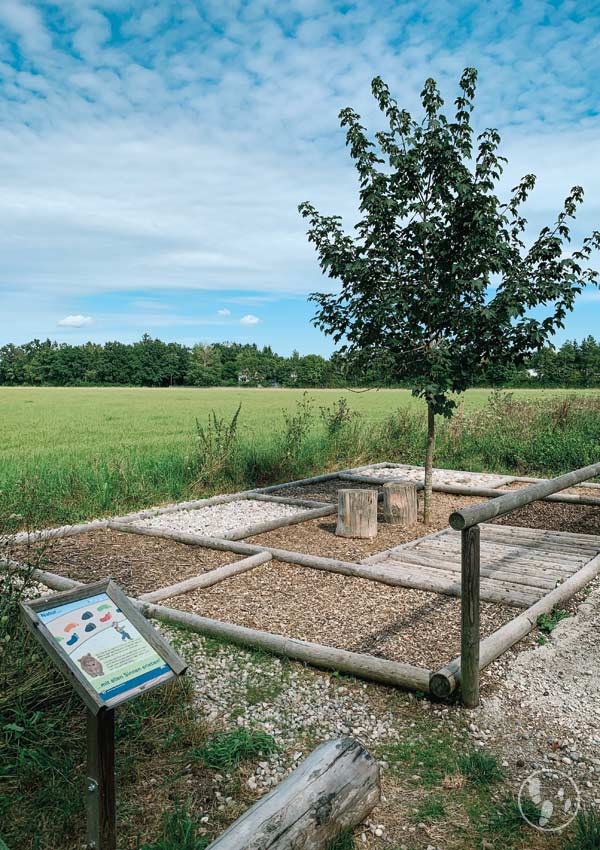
[169, 559, 519, 669]
[362, 524, 600, 607]
[26, 529, 243, 595]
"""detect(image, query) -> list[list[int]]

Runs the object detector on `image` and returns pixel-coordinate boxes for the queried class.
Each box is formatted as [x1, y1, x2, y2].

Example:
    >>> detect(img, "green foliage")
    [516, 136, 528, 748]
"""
[189, 728, 277, 771]
[378, 726, 458, 787]
[300, 68, 600, 417]
[563, 808, 600, 850]
[537, 608, 570, 634]
[458, 750, 505, 786]
[137, 801, 209, 850]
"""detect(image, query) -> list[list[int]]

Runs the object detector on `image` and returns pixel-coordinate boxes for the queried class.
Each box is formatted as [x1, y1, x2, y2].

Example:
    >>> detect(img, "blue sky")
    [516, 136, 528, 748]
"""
[0, 1, 599, 356]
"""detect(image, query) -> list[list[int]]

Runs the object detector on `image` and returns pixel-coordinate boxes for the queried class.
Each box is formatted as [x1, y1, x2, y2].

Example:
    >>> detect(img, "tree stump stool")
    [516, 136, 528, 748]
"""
[383, 481, 418, 526]
[336, 489, 378, 538]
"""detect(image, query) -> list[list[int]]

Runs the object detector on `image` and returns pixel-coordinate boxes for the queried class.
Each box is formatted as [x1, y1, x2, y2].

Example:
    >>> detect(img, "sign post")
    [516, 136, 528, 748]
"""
[20, 578, 187, 850]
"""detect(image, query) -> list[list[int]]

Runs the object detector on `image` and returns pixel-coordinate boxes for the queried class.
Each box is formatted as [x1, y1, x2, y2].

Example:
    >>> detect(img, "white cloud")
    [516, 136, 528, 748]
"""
[217, 308, 231, 316]
[240, 314, 260, 326]
[0, 1, 599, 344]
[58, 314, 94, 327]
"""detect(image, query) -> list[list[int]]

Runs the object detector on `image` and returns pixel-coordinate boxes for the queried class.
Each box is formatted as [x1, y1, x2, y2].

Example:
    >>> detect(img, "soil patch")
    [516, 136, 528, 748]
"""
[25, 529, 242, 595]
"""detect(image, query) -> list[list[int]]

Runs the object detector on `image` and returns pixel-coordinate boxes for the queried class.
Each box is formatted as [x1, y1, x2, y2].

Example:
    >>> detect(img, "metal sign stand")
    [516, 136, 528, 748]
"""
[87, 707, 116, 850]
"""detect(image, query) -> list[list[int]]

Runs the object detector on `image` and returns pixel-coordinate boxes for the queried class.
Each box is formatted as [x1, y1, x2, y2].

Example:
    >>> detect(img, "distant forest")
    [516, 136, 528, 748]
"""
[2, 334, 600, 388]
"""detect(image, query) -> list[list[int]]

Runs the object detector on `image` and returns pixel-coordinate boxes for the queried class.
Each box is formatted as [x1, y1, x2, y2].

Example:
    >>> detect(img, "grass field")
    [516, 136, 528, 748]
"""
[2, 385, 600, 528]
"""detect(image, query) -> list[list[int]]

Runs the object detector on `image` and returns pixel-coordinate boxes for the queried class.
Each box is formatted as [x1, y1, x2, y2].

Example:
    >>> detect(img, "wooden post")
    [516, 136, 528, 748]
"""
[382, 482, 418, 526]
[336, 489, 378, 538]
[86, 708, 116, 850]
[461, 526, 480, 708]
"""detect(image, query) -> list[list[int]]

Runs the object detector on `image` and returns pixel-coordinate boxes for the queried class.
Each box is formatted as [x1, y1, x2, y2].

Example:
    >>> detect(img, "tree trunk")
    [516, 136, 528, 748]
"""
[423, 403, 436, 525]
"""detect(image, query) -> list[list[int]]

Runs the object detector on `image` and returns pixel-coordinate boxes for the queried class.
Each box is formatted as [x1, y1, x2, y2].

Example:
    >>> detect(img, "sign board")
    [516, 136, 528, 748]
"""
[21, 578, 187, 714]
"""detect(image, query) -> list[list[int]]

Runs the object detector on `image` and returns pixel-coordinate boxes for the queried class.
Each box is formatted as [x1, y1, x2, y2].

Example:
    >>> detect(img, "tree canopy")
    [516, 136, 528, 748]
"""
[300, 67, 600, 519]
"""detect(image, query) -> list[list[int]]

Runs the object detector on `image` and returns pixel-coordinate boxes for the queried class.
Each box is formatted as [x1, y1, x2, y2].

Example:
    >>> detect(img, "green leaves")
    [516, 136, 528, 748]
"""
[300, 67, 599, 411]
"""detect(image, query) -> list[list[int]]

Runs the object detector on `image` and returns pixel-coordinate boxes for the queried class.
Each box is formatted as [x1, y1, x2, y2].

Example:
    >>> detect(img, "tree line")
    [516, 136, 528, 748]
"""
[2, 333, 600, 388]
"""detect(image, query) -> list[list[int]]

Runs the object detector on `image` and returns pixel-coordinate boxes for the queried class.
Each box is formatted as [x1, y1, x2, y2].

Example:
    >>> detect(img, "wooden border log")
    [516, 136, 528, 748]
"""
[107, 521, 537, 603]
[224, 505, 336, 541]
[2, 557, 432, 693]
[138, 552, 272, 603]
[383, 482, 418, 526]
[449, 460, 600, 531]
[250, 494, 333, 508]
[8, 519, 110, 545]
[336, 490, 378, 539]
[205, 737, 380, 850]
[430, 553, 600, 699]
[136, 600, 432, 691]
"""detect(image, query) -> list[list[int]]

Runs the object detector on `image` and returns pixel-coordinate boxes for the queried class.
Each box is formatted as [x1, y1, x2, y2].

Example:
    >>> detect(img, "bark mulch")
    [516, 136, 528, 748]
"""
[25, 529, 242, 596]
[172, 559, 518, 669]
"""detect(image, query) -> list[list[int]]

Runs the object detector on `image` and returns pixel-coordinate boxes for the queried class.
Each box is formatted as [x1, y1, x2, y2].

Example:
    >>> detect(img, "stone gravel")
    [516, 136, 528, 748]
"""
[357, 464, 513, 489]
[136, 498, 307, 537]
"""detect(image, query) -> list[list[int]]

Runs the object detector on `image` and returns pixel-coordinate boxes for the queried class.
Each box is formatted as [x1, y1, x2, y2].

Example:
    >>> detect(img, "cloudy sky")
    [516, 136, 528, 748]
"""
[0, 0, 599, 355]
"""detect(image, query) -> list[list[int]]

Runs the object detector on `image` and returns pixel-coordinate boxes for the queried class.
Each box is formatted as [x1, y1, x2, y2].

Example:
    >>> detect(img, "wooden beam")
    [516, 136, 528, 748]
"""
[449, 460, 600, 530]
[136, 600, 432, 692]
[205, 738, 380, 850]
[138, 552, 272, 603]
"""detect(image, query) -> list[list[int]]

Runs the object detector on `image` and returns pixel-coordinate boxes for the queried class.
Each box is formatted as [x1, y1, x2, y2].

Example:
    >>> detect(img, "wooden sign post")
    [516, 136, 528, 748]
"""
[21, 579, 187, 850]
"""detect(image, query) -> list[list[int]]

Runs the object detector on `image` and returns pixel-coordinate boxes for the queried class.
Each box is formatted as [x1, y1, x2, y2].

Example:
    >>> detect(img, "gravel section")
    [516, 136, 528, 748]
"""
[136, 498, 308, 538]
[356, 464, 513, 488]
[22, 529, 242, 595]
[474, 579, 600, 809]
[172, 559, 518, 669]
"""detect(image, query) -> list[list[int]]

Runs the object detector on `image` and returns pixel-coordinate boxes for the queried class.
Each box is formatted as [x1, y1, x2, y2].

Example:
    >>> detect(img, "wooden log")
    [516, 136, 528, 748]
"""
[449, 460, 600, 531]
[430, 552, 600, 699]
[250, 494, 333, 508]
[336, 489, 378, 539]
[383, 482, 418, 526]
[225, 504, 336, 540]
[138, 552, 273, 603]
[137, 600, 432, 691]
[8, 519, 110, 545]
[461, 526, 480, 708]
[205, 737, 380, 850]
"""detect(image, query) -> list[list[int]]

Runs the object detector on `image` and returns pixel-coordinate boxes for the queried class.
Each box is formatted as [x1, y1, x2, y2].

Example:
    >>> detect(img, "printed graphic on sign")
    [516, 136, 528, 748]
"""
[38, 592, 173, 706]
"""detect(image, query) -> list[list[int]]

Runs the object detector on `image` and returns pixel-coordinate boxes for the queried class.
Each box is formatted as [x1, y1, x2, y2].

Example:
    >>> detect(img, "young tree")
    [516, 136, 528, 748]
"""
[300, 68, 600, 522]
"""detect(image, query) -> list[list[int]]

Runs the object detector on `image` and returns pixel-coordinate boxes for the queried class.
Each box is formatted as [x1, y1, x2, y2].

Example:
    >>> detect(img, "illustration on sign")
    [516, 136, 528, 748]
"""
[38, 591, 173, 706]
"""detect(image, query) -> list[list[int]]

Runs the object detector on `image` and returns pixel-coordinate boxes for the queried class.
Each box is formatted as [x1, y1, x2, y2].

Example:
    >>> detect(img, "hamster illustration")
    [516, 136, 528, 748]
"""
[78, 653, 104, 677]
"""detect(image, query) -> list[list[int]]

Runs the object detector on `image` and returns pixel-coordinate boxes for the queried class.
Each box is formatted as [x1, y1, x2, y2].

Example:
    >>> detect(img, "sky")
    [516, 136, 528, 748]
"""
[0, 1, 600, 356]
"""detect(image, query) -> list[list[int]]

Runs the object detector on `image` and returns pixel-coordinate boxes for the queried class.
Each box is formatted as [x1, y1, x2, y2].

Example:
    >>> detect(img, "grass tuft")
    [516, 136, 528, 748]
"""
[137, 800, 209, 850]
[563, 809, 600, 850]
[325, 827, 355, 850]
[457, 750, 505, 786]
[189, 728, 277, 771]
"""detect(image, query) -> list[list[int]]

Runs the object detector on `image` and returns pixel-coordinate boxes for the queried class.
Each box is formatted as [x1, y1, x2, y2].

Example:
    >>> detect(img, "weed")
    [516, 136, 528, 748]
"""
[458, 750, 505, 786]
[137, 800, 209, 850]
[189, 728, 277, 771]
[378, 726, 458, 787]
[537, 609, 570, 634]
[194, 403, 242, 487]
[413, 795, 446, 822]
[563, 808, 600, 850]
[480, 796, 540, 838]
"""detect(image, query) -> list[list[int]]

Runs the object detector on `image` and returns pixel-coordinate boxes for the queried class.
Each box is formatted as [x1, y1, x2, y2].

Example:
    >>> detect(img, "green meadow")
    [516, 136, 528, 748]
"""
[2, 385, 600, 528]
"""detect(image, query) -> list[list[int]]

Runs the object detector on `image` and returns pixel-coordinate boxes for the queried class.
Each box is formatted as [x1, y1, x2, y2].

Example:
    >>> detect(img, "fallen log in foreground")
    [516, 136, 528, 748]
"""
[206, 737, 380, 850]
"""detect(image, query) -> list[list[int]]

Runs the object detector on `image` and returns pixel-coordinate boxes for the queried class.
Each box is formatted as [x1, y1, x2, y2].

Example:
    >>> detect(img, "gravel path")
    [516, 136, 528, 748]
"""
[136, 499, 307, 537]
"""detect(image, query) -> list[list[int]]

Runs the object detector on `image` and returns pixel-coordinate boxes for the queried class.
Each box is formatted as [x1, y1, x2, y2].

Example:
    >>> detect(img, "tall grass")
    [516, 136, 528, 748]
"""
[2, 391, 600, 528]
